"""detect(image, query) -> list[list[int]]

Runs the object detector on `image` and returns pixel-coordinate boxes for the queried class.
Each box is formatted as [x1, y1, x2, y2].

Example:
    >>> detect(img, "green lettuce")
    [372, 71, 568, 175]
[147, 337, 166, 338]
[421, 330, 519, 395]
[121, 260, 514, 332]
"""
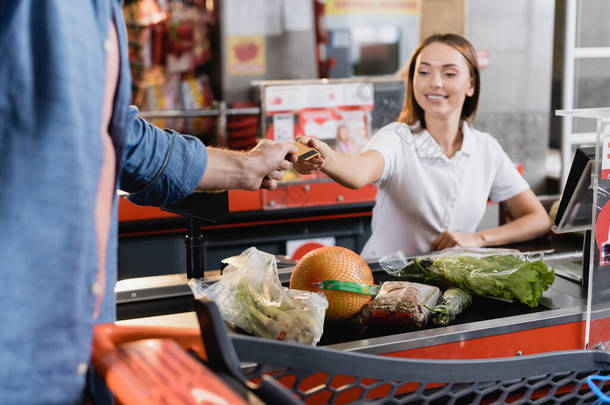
[399, 255, 555, 307]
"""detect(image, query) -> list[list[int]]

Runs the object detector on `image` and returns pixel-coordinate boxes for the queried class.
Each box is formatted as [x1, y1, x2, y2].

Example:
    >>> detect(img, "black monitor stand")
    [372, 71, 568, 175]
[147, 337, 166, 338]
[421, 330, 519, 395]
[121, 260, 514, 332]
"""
[162, 191, 229, 279]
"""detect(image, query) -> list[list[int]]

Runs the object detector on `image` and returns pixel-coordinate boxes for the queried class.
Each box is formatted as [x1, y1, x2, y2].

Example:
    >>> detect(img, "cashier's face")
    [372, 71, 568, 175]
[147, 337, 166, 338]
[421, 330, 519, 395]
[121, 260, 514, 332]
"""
[413, 42, 474, 122]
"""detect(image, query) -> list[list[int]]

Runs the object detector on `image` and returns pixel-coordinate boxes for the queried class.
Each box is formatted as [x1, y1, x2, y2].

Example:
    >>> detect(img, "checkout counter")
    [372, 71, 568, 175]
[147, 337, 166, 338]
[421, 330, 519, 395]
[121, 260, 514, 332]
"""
[115, 239, 592, 358]
[114, 185, 594, 361]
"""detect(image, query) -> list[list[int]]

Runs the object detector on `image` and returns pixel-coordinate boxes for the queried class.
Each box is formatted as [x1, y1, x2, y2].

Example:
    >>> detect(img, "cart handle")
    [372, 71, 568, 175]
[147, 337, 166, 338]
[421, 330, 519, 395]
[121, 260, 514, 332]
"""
[193, 297, 304, 405]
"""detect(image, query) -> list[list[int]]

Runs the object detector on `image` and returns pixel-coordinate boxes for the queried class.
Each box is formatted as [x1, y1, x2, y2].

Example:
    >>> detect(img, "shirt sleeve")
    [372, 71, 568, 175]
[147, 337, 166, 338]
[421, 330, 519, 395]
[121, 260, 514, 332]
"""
[488, 139, 529, 202]
[362, 123, 403, 185]
[120, 106, 208, 206]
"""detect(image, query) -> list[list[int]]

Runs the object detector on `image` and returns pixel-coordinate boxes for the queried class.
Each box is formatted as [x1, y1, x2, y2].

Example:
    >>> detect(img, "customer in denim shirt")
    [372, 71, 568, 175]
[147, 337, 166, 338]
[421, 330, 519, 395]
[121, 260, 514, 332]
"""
[0, 1, 297, 403]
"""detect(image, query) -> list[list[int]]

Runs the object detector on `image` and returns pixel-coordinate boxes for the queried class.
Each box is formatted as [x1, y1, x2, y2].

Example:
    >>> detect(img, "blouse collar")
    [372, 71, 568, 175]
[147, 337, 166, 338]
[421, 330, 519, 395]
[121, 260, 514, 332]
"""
[410, 122, 475, 159]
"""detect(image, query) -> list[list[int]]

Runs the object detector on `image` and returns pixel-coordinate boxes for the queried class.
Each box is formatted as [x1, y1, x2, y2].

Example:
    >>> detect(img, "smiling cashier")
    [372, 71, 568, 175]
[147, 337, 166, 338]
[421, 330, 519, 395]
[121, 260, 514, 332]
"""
[293, 33, 551, 259]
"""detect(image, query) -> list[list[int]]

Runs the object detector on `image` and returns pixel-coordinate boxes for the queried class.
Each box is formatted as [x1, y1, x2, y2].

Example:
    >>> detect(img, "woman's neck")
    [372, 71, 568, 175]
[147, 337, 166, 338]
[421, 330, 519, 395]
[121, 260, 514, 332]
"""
[425, 115, 463, 158]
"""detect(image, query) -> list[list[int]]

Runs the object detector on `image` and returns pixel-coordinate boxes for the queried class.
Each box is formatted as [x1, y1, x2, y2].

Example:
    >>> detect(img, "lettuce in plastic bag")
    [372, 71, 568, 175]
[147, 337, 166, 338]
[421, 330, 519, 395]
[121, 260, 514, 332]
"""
[383, 249, 555, 308]
[189, 247, 328, 345]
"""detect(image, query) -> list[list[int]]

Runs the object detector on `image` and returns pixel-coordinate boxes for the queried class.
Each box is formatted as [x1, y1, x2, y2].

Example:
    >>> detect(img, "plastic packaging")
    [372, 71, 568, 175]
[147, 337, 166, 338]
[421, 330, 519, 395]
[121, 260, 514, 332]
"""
[380, 247, 555, 308]
[362, 281, 440, 329]
[189, 247, 328, 345]
[430, 287, 472, 326]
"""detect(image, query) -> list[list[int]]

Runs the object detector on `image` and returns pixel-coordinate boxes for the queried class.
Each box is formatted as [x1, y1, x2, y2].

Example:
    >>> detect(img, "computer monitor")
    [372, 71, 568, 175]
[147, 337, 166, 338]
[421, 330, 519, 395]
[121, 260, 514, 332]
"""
[553, 146, 596, 233]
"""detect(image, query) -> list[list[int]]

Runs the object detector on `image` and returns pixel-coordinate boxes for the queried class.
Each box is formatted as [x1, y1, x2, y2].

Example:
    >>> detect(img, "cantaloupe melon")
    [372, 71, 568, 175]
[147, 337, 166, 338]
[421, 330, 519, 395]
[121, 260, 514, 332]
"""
[289, 246, 374, 321]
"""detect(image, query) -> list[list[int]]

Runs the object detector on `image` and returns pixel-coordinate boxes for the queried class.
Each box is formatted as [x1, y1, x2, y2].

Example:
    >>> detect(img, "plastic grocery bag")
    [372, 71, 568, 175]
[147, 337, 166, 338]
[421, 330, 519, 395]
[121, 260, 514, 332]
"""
[379, 247, 555, 308]
[189, 247, 328, 345]
[364, 281, 440, 329]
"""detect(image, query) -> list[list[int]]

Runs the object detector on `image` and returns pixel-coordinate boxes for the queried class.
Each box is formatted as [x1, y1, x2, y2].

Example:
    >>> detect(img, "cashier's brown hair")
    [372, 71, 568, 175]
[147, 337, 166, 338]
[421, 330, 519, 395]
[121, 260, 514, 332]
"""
[398, 34, 480, 132]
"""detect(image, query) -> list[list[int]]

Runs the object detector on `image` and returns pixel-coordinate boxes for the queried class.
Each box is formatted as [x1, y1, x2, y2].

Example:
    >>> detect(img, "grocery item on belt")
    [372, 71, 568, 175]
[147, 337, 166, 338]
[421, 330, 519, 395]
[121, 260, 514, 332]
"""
[387, 249, 555, 308]
[364, 281, 440, 329]
[290, 246, 375, 321]
[430, 287, 472, 326]
[189, 247, 328, 345]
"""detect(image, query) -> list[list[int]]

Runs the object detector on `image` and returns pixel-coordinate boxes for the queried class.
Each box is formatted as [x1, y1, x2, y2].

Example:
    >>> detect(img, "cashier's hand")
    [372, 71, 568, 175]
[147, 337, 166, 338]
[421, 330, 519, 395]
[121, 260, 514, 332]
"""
[293, 136, 330, 175]
[430, 230, 484, 251]
[249, 140, 298, 190]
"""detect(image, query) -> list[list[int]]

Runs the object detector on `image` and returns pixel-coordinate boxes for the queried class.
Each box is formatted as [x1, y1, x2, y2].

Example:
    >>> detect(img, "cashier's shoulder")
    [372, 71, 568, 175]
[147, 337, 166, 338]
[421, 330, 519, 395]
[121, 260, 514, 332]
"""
[463, 124, 505, 154]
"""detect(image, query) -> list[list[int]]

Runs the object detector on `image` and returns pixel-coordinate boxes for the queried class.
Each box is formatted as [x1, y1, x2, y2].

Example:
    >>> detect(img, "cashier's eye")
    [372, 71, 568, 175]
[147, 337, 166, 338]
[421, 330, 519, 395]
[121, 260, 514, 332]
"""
[417, 70, 429, 76]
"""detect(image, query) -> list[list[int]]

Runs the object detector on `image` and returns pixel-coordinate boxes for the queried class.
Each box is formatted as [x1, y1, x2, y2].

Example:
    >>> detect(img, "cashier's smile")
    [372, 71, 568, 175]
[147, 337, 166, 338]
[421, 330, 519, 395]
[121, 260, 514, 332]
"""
[425, 93, 448, 101]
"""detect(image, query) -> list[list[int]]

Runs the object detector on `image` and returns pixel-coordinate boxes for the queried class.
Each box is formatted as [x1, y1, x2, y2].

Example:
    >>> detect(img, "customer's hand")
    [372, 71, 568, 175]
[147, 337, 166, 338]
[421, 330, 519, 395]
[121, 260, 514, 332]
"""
[247, 139, 298, 190]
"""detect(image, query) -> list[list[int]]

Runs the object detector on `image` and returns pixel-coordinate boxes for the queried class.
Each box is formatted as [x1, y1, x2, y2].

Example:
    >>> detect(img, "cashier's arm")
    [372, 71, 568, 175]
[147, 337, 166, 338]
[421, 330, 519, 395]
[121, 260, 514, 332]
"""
[293, 136, 384, 189]
[430, 189, 552, 251]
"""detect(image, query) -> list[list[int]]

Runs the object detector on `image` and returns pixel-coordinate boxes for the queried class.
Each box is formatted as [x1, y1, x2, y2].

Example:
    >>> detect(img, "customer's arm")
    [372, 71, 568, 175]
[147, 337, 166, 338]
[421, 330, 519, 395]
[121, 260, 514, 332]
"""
[198, 140, 298, 191]
[121, 108, 297, 206]
[121, 110, 206, 206]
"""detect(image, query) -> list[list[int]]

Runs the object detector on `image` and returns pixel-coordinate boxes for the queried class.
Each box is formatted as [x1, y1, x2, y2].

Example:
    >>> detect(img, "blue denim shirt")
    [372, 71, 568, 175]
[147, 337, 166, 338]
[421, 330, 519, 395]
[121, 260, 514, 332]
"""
[0, 1, 207, 403]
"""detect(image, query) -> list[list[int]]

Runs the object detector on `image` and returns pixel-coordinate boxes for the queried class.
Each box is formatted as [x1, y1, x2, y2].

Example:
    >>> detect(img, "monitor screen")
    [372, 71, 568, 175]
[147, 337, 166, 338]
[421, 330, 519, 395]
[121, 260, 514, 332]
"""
[553, 146, 595, 233]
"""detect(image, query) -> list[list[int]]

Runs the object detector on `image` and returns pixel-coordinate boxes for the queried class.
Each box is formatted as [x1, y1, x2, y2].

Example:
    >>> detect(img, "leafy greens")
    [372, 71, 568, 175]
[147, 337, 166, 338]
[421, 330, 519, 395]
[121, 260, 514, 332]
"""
[399, 255, 555, 307]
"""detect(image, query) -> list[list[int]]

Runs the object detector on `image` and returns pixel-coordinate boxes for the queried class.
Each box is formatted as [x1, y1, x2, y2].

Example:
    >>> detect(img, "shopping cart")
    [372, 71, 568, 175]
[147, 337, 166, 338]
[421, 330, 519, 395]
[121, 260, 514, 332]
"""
[93, 297, 610, 404]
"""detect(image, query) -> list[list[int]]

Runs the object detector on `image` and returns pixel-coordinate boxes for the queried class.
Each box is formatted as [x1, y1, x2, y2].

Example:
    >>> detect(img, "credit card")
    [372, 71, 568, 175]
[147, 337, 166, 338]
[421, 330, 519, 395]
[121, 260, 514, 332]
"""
[293, 141, 320, 161]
